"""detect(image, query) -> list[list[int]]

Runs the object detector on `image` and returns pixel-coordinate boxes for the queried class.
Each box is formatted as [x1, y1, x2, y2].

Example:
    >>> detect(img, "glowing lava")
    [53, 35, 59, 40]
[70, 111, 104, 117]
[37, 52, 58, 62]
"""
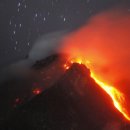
[33, 88, 41, 95]
[71, 58, 130, 121]
[59, 8, 130, 121]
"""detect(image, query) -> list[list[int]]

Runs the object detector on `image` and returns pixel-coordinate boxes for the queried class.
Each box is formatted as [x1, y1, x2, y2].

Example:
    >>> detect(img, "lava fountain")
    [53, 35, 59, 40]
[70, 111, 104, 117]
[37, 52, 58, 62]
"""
[59, 8, 130, 121]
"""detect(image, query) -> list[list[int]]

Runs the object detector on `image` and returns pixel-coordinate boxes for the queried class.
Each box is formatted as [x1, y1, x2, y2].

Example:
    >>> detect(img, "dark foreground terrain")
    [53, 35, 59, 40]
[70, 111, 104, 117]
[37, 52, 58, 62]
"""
[0, 54, 130, 130]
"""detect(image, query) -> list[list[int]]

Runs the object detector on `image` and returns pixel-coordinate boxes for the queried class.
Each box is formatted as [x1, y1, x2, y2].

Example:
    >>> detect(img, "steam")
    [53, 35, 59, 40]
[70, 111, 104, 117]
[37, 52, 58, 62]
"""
[1, 8, 130, 99]
[29, 31, 67, 62]
[59, 8, 130, 99]
[0, 31, 66, 83]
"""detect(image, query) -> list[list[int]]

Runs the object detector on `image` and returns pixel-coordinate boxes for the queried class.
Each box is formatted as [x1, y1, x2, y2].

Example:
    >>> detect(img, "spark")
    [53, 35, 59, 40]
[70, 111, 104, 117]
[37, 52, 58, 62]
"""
[33, 88, 41, 95]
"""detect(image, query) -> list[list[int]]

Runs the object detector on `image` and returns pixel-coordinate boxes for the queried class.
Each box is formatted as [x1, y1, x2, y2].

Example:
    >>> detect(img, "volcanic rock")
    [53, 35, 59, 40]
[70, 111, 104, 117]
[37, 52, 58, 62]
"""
[1, 63, 129, 130]
[0, 54, 67, 122]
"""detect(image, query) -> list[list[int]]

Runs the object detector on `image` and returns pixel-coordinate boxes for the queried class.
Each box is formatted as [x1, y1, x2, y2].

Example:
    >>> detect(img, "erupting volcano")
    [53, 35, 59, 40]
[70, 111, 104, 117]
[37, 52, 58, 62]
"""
[59, 8, 130, 121]
[1, 6, 130, 130]
[70, 58, 130, 121]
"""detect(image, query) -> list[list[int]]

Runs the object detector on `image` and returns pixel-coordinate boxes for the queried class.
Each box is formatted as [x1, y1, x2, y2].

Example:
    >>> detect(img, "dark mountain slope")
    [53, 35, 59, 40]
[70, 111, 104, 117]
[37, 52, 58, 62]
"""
[2, 63, 127, 130]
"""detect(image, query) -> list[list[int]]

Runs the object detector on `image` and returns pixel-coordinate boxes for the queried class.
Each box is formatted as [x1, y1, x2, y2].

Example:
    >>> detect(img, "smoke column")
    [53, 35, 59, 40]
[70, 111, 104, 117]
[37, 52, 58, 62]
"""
[59, 8, 130, 112]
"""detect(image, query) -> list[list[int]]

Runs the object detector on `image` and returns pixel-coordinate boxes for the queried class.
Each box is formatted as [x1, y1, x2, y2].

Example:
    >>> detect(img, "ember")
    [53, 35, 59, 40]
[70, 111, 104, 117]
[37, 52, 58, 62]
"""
[33, 88, 41, 95]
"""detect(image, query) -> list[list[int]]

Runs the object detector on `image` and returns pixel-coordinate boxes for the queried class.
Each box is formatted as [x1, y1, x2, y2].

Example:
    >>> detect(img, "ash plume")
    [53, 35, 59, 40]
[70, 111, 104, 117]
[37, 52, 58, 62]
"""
[59, 8, 130, 97]
[29, 31, 67, 62]
[1, 8, 130, 107]
[0, 31, 66, 83]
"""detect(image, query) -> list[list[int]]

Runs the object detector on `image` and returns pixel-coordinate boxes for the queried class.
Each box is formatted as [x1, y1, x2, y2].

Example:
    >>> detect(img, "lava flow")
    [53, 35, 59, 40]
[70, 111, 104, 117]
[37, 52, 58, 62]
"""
[59, 8, 130, 121]
[68, 58, 130, 121]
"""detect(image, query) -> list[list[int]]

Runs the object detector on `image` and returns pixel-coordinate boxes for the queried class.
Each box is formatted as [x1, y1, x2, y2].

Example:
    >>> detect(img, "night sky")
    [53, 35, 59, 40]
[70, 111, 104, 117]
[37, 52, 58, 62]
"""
[0, 0, 129, 68]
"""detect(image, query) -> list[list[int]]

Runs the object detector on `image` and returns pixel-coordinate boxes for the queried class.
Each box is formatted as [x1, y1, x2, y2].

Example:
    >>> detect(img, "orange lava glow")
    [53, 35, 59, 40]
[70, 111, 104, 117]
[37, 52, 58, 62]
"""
[70, 58, 130, 121]
[63, 64, 70, 70]
[59, 8, 130, 121]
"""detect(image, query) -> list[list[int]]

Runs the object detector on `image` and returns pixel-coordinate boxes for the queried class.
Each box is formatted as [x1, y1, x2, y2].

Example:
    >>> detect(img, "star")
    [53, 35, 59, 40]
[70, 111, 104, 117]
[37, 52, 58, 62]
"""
[63, 17, 66, 22]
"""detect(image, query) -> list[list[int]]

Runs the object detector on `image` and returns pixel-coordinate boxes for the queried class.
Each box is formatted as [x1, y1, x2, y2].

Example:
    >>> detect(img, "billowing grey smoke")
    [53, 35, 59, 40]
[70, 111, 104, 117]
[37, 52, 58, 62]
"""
[29, 31, 67, 62]
[103, 121, 121, 130]
[0, 31, 67, 83]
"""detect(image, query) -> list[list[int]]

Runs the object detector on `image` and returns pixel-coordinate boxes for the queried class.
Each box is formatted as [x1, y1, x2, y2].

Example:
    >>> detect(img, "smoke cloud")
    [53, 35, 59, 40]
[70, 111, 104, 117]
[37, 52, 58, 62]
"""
[0, 31, 66, 83]
[1, 8, 130, 105]
[59, 8, 130, 107]
[29, 31, 67, 62]
[1, 7, 130, 126]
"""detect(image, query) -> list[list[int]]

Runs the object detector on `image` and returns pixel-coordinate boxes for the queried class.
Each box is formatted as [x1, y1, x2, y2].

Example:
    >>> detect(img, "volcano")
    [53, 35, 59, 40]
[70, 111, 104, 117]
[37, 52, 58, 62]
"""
[1, 54, 130, 130]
